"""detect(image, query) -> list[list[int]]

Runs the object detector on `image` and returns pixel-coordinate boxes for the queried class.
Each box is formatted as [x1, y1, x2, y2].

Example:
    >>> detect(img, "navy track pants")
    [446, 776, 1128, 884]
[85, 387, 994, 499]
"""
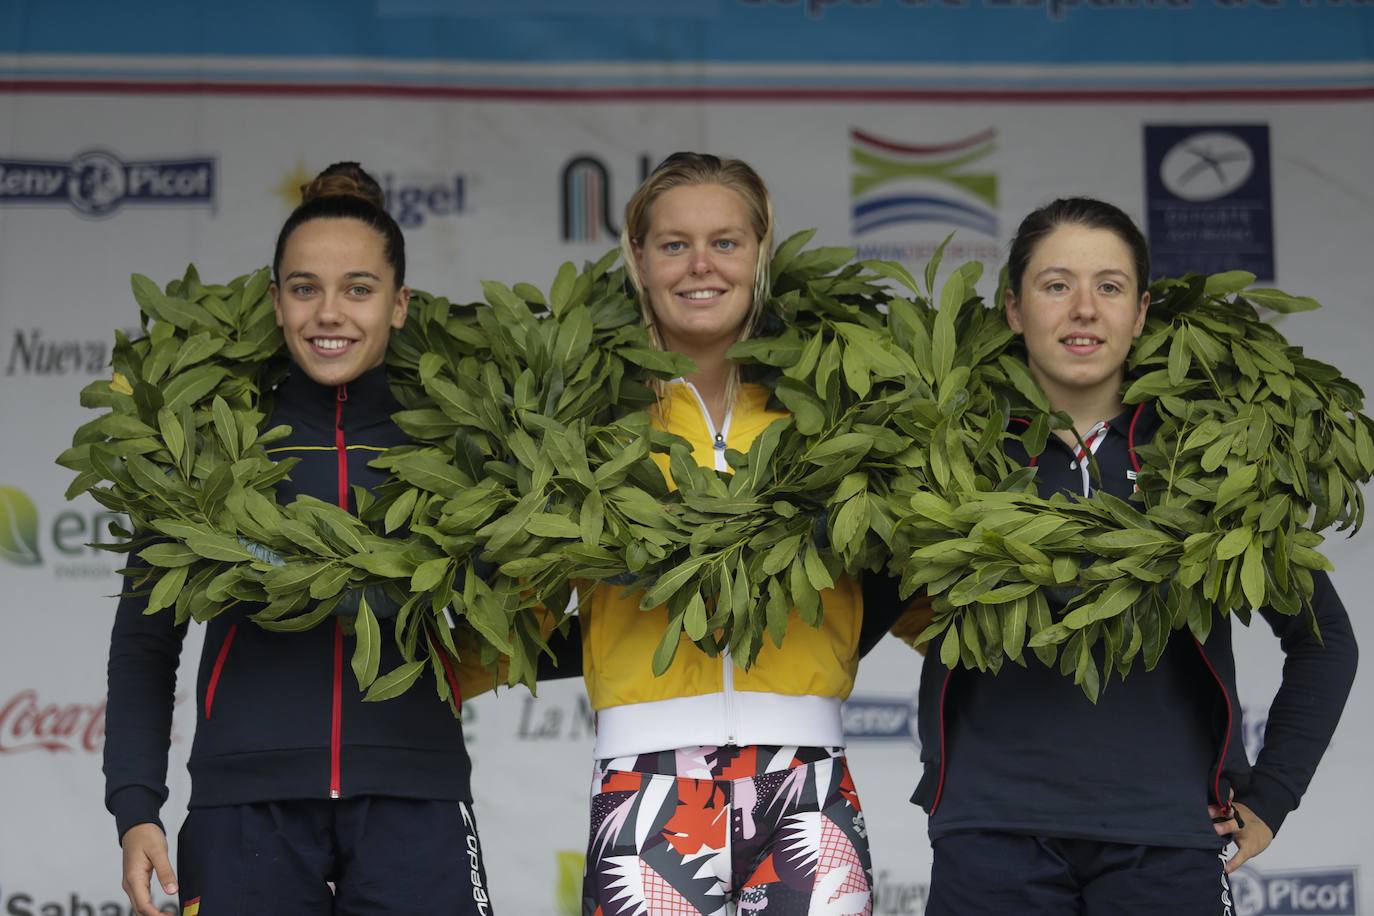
[927, 831, 1233, 916]
[176, 796, 494, 915]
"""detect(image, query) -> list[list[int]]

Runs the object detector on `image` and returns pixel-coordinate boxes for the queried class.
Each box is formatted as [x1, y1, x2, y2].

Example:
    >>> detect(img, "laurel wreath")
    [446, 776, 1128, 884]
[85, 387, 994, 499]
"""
[881, 262, 1373, 700]
[60, 239, 1373, 708]
[58, 255, 691, 711]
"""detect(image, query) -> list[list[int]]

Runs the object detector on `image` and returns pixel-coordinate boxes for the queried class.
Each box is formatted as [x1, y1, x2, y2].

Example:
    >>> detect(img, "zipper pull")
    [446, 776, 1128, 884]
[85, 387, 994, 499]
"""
[714, 432, 725, 450]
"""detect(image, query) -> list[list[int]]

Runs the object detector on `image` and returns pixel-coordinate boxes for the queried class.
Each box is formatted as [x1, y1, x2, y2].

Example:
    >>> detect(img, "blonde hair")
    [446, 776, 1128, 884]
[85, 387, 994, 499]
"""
[620, 152, 775, 411]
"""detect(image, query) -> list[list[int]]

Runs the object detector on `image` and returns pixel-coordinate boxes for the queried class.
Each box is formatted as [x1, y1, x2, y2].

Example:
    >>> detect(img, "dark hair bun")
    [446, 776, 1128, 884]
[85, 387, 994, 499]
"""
[300, 161, 385, 210]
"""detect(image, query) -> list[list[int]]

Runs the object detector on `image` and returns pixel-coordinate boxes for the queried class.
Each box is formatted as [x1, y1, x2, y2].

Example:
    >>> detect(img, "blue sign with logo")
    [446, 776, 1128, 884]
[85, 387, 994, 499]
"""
[1230, 866, 1359, 916]
[1144, 125, 1274, 282]
[842, 695, 919, 745]
[0, 150, 215, 218]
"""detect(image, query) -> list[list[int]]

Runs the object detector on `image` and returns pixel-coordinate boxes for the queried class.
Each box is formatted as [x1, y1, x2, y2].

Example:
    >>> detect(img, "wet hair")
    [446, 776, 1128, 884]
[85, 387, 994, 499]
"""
[1006, 197, 1149, 299]
[620, 152, 775, 407]
[272, 161, 405, 286]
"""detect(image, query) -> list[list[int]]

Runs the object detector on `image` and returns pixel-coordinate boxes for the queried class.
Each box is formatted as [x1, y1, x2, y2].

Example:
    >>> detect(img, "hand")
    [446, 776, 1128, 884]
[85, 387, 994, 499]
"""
[120, 823, 178, 916]
[1210, 798, 1273, 873]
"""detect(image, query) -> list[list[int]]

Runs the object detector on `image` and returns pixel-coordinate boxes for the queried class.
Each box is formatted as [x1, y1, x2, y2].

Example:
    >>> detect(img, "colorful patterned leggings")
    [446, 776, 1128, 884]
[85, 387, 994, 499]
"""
[583, 745, 873, 916]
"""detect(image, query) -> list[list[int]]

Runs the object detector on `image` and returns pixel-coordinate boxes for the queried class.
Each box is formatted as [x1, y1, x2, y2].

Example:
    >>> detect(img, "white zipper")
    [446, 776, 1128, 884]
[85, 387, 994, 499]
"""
[675, 380, 738, 741]
[722, 652, 737, 745]
[1070, 421, 1110, 497]
[677, 379, 733, 473]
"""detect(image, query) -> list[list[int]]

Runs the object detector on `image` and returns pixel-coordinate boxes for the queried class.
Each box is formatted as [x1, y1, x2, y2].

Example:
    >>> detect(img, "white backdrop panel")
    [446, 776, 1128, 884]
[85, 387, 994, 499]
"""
[1, 92, 1370, 915]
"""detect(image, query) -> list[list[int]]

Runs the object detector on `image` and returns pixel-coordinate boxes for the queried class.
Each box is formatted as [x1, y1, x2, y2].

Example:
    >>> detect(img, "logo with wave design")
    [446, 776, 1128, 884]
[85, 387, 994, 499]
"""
[850, 128, 998, 238]
[0, 486, 42, 566]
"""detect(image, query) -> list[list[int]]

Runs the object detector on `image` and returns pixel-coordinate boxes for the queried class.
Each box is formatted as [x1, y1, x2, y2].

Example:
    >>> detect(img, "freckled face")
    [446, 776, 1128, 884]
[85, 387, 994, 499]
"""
[272, 218, 408, 387]
[1005, 223, 1149, 410]
[634, 183, 759, 355]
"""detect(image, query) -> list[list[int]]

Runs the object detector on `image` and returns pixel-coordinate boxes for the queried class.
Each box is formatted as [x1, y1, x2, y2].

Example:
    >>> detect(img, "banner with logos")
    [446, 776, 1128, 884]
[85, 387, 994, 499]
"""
[2, 5, 1372, 915]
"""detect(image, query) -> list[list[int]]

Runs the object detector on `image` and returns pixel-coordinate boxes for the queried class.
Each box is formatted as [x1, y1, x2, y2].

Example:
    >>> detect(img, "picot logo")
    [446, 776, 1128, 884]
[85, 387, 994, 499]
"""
[0, 149, 215, 218]
[1230, 865, 1359, 916]
[850, 128, 998, 238]
[275, 160, 470, 228]
[559, 153, 654, 244]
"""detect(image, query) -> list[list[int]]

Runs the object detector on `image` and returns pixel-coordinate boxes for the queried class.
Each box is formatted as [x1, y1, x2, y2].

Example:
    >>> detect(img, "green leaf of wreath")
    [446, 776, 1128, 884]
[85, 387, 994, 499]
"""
[352, 595, 382, 689]
[642, 556, 712, 610]
[364, 660, 427, 702]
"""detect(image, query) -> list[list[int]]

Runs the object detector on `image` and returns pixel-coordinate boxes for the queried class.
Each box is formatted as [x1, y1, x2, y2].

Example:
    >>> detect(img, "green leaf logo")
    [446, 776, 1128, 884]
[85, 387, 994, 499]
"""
[0, 486, 43, 566]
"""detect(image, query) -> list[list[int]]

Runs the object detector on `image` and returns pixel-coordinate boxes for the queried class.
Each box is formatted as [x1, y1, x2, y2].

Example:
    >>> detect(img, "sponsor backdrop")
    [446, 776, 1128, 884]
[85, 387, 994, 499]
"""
[1, 3, 1371, 914]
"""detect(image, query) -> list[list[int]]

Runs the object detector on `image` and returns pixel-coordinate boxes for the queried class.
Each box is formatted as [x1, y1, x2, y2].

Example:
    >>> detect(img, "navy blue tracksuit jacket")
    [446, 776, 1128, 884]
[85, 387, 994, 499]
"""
[909, 402, 1357, 846]
[104, 364, 475, 840]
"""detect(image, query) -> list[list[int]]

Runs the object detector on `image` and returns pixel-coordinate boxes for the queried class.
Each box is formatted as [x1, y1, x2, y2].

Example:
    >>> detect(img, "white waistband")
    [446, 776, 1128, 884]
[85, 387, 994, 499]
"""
[593, 692, 845, 759]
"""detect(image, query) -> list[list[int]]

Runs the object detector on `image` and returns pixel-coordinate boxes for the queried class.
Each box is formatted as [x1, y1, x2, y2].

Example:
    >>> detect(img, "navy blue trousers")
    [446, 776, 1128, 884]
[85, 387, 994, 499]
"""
[176, 796, 494, 915]
[927, 832, 1233, 916]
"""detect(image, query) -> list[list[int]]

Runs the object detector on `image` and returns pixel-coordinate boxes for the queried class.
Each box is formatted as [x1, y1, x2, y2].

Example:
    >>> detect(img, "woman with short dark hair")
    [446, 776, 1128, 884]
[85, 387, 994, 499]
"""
[914, 197, 1358, 916]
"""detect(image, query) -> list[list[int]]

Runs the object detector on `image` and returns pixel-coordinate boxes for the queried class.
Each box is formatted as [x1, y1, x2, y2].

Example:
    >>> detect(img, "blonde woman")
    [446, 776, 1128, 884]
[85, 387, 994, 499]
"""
[578, 153, 878, 916]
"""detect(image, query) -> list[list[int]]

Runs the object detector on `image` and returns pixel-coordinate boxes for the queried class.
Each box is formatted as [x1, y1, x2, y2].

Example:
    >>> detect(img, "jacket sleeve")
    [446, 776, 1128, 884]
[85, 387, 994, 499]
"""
[1236, 570, 1358, 834]
[103, 564, 188, 843]
[858, 572, 935, 658]
[537, 613, 583, 681]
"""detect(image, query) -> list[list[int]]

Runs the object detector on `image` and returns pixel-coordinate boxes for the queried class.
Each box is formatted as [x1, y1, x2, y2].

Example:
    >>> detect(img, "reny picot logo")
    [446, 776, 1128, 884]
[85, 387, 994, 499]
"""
[0, 149, 215, 218]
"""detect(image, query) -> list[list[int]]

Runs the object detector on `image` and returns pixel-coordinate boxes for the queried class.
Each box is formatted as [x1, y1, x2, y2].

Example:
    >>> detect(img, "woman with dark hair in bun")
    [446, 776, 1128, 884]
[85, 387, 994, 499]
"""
[104, 163, 498, 915]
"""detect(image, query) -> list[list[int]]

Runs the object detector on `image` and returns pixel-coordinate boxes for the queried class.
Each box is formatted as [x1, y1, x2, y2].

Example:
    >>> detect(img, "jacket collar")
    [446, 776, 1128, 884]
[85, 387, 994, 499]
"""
[1108, 399, 1159, 449]
[275, 362, 397, 419]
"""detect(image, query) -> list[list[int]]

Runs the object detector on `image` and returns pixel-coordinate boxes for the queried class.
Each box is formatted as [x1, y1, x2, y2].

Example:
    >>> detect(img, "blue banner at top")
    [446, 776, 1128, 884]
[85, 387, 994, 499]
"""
[0, 0, 1370, 66]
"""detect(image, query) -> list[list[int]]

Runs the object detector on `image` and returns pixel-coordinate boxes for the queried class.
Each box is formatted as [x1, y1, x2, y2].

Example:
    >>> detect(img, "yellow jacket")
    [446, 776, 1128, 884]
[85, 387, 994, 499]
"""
[581, 381, 864, 758]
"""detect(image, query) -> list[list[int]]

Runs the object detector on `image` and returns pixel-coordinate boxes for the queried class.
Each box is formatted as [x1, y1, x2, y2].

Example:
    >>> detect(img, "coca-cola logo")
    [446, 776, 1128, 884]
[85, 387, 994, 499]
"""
[0, 690, 105, 754]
